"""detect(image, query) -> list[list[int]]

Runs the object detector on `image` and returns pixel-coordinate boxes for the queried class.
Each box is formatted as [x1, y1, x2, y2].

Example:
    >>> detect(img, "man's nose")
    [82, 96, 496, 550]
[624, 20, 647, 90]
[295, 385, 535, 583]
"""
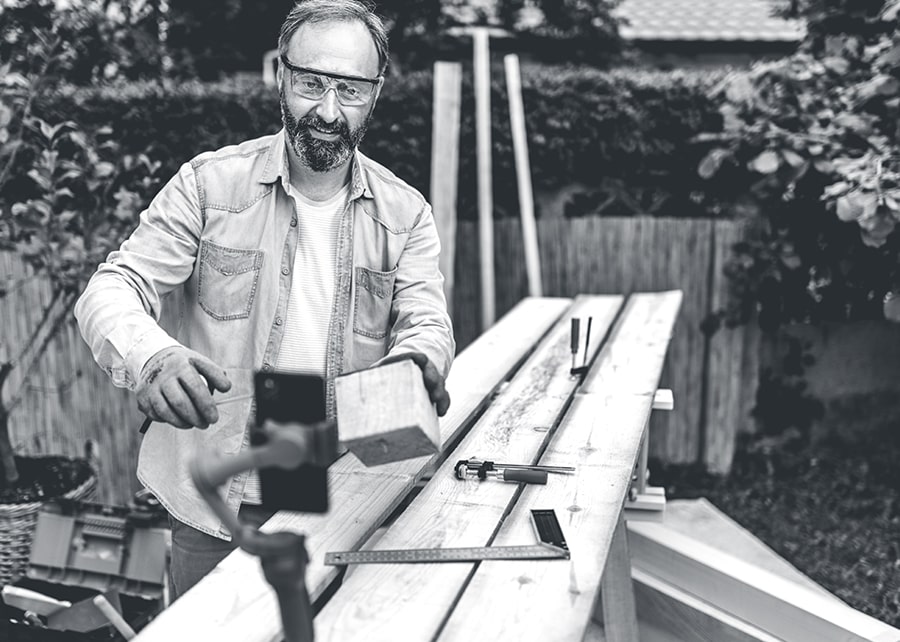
[314, 88, 341, 123]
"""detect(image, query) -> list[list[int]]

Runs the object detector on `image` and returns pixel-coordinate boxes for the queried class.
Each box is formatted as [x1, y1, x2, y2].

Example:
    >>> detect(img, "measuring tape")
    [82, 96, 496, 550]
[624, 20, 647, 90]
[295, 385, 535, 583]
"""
[325, 543, 568, 565]
[325, 509, 570, 565]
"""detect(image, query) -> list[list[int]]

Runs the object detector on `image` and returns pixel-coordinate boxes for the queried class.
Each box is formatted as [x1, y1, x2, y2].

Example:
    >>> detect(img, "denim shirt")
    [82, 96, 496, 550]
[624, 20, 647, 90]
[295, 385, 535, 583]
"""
[74, 130, 455, 538]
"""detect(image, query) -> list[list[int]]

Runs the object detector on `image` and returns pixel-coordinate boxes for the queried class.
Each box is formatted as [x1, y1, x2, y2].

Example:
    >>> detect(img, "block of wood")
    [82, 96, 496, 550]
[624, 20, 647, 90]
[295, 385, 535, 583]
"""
[335, 359, 439, 466]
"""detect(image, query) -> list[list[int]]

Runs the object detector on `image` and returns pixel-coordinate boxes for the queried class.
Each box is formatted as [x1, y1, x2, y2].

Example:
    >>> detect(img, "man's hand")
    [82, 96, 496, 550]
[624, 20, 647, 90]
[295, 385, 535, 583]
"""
[136, 346, 231, 429]
[378, 352, 450, 417]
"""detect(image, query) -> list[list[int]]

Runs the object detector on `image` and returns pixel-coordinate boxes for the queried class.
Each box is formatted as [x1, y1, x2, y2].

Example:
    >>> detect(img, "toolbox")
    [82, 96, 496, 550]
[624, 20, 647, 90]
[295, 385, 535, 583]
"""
[1, 494, 169, 641]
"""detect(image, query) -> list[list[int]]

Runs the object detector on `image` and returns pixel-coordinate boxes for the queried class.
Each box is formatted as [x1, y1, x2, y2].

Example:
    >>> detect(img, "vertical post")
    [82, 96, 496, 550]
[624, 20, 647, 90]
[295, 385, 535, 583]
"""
[473, 28, 495, 330]
[504, 54, 542, 297]
[430, 62, 463, 317]
[594, 512, 640, 642]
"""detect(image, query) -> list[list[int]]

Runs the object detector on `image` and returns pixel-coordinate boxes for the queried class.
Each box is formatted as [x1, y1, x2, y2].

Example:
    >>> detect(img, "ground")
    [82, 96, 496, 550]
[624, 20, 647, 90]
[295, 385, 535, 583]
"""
[650, 426, 900, 628]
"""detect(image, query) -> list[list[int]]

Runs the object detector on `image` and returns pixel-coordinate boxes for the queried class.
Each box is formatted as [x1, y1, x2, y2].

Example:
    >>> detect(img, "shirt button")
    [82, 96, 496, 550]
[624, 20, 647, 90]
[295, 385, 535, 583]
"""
[281, 267, 290, 276]
[262, 363, 271, 372]
[275, 317, 283, 325]
[290, 218, 297, 227]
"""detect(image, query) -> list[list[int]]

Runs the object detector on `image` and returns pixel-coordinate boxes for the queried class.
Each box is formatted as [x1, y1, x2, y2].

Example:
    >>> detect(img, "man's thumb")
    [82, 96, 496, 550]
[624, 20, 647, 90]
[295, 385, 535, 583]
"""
[192, 355, 231, 392]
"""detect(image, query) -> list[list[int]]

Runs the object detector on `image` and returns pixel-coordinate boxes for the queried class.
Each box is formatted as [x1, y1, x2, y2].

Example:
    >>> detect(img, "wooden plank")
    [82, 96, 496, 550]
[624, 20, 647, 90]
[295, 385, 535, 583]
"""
[441, 292, 682, 641]
[430, 61, 462, 317]
[504, 53, 542, 297]
[132, 296, 572, 642]
[628, 521, 900, 642]
[473, 27, 495, 330]
[580, 291, 683, 397]
[634, 568, 781, 642]
[704, 219, 750, 473]
[313, 296, 624, 642]
[597, 514, 639, 642]
[336, 359, 439, 466]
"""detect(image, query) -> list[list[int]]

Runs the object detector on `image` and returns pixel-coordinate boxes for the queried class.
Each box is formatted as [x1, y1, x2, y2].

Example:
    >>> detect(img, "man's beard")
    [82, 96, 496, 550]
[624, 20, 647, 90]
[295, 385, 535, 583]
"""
[281, 91, 372, 173]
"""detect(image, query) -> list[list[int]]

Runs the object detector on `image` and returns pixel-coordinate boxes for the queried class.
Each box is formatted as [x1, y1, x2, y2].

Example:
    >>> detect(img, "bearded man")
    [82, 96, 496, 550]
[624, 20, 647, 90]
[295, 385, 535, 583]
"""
[74, 0, 454, 600]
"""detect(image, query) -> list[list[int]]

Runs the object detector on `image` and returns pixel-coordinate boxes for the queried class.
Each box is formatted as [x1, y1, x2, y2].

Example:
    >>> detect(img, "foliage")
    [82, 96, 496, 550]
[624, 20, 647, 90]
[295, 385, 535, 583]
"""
[33, 66, 723, 222]
[158, 0, 625, 76]
[1, 0, 166, 83]
[699, 0, 900, 326]
[0, 15, 161, 487]
[383, 0, 624, 67]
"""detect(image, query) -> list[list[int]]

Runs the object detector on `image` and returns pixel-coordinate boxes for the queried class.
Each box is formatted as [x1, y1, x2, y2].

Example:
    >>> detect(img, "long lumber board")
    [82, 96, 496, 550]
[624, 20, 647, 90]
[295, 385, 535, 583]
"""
[628, 521, 900, 642]
[313, 295, 624, 641]
[440, 291, 682, 641]
[134, 296, 572, 642]
[634, 568, 781, 642]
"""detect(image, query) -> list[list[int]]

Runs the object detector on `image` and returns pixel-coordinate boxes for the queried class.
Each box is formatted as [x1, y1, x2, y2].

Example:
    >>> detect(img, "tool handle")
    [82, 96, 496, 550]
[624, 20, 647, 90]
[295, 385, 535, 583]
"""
[93, 595, 135, 640]
[570, 318, 581, 353]
[503, 468, 548, 484]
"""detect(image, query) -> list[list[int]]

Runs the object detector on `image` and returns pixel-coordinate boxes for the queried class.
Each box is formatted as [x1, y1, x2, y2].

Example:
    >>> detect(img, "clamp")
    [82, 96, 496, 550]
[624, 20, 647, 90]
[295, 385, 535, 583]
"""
[454, 457, 575, 485]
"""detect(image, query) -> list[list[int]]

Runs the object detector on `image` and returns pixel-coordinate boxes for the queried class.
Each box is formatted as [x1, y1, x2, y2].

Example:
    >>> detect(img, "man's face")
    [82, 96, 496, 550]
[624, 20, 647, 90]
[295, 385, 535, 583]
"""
[279, 20, 382, 173]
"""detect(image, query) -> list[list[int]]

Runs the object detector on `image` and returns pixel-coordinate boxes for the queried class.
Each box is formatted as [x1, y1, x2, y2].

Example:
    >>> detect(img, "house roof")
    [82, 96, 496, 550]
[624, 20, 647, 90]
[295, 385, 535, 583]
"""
[616, 0, 805, 42]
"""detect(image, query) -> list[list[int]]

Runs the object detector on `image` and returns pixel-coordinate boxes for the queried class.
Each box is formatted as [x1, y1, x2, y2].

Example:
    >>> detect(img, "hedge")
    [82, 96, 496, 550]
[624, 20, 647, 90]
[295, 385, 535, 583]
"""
[35, 65, 725, 220]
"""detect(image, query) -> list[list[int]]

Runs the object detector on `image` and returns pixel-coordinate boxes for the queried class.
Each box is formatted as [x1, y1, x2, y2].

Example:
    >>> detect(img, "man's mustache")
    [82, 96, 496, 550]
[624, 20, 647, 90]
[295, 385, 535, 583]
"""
[294, 115, 350, 138]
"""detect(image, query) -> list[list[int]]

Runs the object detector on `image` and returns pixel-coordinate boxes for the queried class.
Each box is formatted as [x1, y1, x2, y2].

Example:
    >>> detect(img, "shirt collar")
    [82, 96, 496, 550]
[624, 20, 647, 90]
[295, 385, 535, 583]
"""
[260, 128, 373, 200]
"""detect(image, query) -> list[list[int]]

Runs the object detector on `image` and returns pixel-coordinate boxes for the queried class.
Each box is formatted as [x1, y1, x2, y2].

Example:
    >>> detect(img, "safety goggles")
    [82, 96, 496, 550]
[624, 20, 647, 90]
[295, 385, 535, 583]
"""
[280, 55, 381, 106]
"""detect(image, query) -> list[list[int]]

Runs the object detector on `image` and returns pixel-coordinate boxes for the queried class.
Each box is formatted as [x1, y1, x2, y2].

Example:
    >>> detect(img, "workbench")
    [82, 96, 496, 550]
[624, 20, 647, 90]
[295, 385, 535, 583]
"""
[133, 291, 682, 642]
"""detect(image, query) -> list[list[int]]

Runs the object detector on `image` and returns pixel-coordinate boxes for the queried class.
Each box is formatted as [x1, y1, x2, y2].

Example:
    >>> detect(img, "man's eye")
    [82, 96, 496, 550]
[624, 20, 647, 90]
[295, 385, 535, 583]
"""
[298, 75, 324, 90]
[338, 83, 361, 99]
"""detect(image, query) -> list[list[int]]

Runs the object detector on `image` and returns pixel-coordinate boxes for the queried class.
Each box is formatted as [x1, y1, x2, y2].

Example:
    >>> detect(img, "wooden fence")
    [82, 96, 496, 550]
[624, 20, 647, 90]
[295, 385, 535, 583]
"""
[0, 215, 758, 504]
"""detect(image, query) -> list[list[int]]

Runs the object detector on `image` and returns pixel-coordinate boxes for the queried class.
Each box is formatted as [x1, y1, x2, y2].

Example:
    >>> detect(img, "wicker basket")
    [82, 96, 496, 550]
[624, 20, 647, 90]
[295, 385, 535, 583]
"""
[0, 459, 97, 585]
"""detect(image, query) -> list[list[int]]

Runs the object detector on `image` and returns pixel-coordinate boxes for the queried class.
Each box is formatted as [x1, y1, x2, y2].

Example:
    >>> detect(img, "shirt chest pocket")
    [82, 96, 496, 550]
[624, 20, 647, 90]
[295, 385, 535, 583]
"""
[353, 266, 397, 339]
[198, 240, 264, 321]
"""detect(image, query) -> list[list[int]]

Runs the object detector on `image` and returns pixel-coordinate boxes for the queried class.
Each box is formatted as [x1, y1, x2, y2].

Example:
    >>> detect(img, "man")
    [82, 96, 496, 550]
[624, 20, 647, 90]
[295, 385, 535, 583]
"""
[74, 0, 454, 599]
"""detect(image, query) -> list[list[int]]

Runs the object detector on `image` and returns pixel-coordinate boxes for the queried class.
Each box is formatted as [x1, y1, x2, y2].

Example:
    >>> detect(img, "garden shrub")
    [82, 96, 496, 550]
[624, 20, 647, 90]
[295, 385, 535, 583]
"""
[699, 0, 900, 328]
[33, 65, 725, 222]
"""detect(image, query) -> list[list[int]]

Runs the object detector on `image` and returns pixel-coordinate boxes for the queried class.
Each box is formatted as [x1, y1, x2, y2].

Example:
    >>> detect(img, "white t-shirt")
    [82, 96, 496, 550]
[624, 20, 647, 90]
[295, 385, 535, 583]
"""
[244, 182, 349, 505]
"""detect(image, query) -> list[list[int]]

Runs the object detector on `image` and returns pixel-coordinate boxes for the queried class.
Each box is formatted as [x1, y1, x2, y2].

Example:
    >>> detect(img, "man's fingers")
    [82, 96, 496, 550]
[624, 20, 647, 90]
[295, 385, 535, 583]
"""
[181, 373, 219, 426]
[435, 387, 450, 417]
[148, 393, 190, 429]
[192, 355, 231, 393]
[161, 379, 205, 429]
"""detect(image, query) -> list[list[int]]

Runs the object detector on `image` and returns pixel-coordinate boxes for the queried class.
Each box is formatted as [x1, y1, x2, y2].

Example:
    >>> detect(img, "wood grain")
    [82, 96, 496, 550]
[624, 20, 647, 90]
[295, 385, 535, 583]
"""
[430, 61, 462, 317]
[441, 291, 681, 641]
[634, 568, 780, 642]
[473, 28, 495, 330]
[313, 296, 623, 642]
[504, 53, 542, 297]
[629, 521, 900, 642]
[132, 296, 572, 642]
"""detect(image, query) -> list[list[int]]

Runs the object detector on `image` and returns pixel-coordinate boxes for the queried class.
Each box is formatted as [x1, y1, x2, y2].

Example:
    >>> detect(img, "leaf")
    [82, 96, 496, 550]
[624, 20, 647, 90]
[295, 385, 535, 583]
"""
[94, 162, 116, 179]
[836, 190, 877, 222]
[724, 74, 755, 105]
[882, 0, 900, 21]
[822, 57, 851, 75]
[748, 150, 780, 174]
[719, 104, 743, 132]
[834, 113, 873, 135]
[822, 181, 851, 199]
[698, 148, 729, 179]
[781, 149, 805, 168]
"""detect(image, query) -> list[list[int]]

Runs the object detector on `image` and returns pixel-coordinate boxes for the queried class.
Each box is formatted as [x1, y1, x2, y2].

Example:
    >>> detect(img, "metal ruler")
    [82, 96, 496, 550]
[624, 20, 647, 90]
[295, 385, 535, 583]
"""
[325, 509, 570, 565]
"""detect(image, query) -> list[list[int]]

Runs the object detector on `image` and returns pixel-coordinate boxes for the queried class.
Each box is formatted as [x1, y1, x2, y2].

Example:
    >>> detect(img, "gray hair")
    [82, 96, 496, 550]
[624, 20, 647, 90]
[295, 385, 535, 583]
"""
[278, 0, 390, 76]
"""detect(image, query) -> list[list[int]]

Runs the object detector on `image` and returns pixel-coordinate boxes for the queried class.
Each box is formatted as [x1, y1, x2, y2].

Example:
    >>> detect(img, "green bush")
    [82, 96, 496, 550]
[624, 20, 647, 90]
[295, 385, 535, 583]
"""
[699, 0, 900, 327]
[34, 65, 724, 221]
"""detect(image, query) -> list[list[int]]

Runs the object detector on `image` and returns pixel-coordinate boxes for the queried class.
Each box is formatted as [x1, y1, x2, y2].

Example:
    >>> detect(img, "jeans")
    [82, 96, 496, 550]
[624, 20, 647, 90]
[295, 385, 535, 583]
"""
[168, 503, 275, 601]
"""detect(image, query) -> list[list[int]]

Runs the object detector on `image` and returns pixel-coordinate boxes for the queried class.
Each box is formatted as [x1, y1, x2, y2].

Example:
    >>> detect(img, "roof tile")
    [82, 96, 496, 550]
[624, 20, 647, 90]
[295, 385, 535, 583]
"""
[617, 0, 805, 42]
